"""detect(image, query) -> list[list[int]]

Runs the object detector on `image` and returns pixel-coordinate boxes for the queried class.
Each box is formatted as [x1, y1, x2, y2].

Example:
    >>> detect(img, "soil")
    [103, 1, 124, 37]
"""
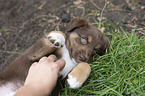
[0, 0, 144, 72]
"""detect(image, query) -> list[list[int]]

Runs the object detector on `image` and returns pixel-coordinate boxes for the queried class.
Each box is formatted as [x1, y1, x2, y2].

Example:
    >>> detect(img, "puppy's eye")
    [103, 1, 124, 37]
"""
[81, 38, 87, 44]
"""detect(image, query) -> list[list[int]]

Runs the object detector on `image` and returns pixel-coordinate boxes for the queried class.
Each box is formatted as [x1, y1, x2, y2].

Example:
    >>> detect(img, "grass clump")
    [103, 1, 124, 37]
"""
[59, 28, 145, 96]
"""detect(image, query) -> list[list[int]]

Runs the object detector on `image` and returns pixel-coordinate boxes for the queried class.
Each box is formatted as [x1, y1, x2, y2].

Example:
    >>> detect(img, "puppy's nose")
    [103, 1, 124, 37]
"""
[78, 55, 88, 62]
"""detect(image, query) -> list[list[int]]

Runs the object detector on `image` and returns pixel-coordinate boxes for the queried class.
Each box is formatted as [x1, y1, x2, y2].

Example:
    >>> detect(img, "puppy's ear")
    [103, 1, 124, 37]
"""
[97, 37, 110, 56]
[66, 18, 89, 32]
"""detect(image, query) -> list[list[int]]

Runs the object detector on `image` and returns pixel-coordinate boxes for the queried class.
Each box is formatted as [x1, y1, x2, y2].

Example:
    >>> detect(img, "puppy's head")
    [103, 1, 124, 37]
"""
[65, 18, 109, 63]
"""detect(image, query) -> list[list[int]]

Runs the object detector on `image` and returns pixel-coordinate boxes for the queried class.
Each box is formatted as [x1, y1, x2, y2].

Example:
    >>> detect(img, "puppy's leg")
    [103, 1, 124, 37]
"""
[24, 31, 66, 61]
[67, 63, 91, 88]
[24, 38, 56, 61]
[0, 31, 66, 82]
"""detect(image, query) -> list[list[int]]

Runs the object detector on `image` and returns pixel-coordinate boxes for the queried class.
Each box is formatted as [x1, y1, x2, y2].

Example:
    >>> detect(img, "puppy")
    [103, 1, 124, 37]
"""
[0, 18, 109, 96]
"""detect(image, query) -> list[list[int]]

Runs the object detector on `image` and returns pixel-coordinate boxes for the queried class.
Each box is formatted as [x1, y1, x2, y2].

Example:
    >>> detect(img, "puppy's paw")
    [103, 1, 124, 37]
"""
[67, 74, 81, 89]
[47, 31, 65, 48]
[67, 62, 91, 89]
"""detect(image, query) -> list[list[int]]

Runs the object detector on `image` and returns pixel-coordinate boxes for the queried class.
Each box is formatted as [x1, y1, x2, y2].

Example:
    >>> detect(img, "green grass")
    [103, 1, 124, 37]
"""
[59, 28, 145, 96]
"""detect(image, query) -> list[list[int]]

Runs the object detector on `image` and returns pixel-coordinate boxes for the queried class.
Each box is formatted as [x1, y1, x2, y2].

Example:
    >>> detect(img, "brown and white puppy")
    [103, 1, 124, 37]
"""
[0, 18, 109, 96]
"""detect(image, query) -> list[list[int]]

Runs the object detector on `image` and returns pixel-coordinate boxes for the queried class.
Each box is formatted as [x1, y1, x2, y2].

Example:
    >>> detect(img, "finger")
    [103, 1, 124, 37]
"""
[26, 62, 38, 80]
[31, 62, 38, 66]
[39, 57, 48, 62]
[47, 55, 57, 62]
[55, 59, 66, 71]
[29, 62, 38, 71]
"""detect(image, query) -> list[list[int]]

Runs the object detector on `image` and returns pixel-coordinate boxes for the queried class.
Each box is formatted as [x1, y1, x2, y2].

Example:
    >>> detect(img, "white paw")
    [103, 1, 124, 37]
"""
[67, 74, 81, 89]
[47, 32, 65, 48]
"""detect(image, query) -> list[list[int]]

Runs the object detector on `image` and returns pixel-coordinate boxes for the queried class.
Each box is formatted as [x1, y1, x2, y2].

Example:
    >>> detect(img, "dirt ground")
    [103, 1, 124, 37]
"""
[0, 0, 145, 71]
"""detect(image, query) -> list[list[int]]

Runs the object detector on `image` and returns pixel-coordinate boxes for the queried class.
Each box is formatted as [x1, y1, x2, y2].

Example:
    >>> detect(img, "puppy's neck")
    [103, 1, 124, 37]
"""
[58, 45, 77, 78]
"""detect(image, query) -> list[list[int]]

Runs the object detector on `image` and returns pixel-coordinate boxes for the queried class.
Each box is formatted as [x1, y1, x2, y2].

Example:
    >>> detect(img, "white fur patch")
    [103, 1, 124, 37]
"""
[59, 45, 78, 78]
[0, 82, 19, 96]
[47, 32, 65, 48]
[67, 74, 81, 89]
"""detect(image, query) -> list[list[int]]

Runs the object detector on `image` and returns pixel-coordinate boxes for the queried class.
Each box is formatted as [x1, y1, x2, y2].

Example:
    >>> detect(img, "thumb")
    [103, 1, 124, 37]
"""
[55, 59, 65, 71]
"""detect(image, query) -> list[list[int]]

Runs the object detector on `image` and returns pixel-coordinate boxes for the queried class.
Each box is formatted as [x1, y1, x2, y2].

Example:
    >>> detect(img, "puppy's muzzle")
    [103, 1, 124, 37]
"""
[77, 54, 89, 62]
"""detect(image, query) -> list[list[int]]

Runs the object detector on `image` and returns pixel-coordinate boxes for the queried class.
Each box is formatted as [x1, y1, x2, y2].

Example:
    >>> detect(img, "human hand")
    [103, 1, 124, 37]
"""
[15, 55, 65, 96]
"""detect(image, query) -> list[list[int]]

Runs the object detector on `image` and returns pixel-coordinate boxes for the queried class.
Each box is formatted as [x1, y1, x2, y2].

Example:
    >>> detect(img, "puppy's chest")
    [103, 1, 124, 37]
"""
[55, 45, 78, 78]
